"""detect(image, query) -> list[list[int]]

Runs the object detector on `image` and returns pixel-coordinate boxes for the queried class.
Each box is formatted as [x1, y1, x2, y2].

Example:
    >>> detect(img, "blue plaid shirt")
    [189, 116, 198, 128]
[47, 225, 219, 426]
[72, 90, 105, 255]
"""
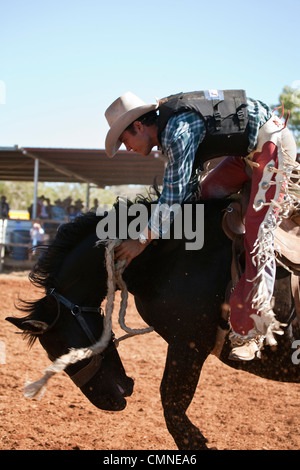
[148, 98, 272, 237]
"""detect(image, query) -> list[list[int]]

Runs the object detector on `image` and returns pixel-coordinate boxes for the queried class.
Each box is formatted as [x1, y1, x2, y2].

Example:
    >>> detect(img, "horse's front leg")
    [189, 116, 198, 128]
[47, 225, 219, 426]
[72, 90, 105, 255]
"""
[160, 342, 209, 450]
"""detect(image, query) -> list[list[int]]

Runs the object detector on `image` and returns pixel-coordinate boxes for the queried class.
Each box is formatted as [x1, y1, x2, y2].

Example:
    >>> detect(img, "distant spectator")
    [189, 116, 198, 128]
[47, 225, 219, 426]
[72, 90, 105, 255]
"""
[44, 198, 53, 219]
[30, 222, 45, 253]
[74, 199, 84, 216]
[0, 196, 9, 218]
[37, 195, 48, 219]
[68, 205, 77, 221]
[90, 198, 99, 212]
[27, 203, 33, 219]
[51, 199, 67, 221]
[62, 196, 72, 214]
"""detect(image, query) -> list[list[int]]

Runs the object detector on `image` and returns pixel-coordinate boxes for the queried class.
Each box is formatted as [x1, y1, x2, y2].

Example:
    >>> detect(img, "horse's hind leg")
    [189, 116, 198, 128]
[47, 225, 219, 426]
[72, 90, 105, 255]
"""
[160, 343, 209, 450]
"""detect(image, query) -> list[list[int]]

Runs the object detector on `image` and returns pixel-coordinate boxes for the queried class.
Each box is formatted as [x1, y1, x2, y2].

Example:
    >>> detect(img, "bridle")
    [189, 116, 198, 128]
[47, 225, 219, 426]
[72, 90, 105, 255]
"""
[23, 241, 154, 400]
[48, 288, 103, 344]
[45, 288, 117, 388]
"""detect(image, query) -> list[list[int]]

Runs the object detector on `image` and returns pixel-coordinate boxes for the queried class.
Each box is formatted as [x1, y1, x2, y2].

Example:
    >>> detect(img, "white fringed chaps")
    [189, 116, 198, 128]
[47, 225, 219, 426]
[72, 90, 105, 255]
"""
[245, 123, 300, 345]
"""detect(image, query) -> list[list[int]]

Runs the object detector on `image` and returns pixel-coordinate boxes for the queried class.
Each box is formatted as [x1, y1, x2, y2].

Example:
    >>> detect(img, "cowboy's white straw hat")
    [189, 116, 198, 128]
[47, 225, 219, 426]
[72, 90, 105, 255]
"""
[105, 91, 158, 158]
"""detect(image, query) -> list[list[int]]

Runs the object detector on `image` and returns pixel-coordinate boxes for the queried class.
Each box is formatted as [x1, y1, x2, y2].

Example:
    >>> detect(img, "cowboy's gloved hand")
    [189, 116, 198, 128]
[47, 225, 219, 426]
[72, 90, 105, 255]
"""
[114, 239, 148, 267]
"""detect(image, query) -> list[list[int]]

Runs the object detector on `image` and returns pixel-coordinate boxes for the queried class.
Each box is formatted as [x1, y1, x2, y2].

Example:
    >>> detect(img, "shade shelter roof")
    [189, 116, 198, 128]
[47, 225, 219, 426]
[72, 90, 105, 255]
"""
[1, 146, 298, 188]
[0, 146, 166, 187]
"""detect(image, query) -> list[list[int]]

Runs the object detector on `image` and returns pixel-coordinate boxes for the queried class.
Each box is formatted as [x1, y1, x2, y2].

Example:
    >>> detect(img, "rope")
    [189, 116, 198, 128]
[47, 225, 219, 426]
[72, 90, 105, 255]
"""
[23, 239, 153, 399]
[104, 240, 154, 338]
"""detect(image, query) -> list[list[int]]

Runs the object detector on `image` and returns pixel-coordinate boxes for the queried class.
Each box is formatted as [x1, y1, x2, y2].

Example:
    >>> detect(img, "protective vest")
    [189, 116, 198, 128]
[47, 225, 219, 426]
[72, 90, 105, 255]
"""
[157, 90, 250, 170]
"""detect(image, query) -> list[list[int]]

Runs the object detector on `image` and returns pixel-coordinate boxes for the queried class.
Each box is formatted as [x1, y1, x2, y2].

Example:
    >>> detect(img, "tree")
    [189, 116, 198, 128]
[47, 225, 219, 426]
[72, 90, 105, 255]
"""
[275, 85, 300, 149]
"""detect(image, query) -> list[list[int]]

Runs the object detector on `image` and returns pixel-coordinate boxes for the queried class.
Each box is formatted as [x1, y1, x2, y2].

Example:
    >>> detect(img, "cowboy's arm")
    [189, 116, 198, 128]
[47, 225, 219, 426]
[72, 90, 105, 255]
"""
[147, 113, 205, 237]
[115, 113, 205, 265]
[114, 227, 156, 266]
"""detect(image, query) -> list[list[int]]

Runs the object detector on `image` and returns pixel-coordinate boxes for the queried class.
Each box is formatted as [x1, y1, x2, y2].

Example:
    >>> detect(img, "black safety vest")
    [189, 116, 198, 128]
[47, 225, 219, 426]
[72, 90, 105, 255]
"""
[157, 90, 250, 170]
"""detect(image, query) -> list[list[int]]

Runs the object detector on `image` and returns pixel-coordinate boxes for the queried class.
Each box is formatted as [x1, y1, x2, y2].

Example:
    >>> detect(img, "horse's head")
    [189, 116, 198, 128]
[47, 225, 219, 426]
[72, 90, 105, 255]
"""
[6, 214, 134, 411]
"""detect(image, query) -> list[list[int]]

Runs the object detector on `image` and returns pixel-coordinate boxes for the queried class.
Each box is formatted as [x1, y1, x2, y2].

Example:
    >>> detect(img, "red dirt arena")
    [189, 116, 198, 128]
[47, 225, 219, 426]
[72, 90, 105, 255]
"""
[0, 271, 299, 450]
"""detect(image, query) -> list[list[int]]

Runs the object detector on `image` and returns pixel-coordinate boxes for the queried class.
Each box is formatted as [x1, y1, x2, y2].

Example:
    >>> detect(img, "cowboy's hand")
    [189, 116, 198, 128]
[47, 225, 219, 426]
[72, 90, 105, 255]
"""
[114, 239, 148, 267]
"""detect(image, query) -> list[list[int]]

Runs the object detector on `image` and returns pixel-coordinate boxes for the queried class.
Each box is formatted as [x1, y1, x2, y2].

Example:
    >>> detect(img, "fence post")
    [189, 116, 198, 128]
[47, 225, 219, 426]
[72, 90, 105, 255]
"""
[0, 218, 7, 272]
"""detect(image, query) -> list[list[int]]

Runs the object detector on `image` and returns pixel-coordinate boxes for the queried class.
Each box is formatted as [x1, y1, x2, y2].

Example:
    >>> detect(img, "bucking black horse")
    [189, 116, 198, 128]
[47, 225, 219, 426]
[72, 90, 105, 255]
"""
[6, 196, 300, 450]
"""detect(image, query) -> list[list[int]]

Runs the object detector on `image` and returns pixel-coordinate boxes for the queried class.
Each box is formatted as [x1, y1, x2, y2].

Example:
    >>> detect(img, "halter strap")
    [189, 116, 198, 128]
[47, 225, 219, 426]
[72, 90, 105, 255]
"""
[48, 288, 103, 314]
[47, 288, 114, 388]
[48, 288, 103, 344]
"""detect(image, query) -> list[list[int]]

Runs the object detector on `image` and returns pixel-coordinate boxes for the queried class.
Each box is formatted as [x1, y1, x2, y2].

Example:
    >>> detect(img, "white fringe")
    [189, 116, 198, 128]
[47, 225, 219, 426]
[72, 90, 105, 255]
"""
[247, 138, 300, 346]
[24, 239, 153, 399]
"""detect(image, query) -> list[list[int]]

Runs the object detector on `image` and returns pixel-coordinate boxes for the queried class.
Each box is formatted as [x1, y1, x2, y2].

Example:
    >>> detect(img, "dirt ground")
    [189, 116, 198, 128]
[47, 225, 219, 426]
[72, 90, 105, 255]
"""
[0, 271, 299, 451]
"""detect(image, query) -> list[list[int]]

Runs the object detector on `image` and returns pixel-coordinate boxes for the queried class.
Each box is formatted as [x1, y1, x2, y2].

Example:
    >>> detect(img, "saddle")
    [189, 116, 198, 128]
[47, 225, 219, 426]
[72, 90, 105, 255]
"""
[222, 199, 300, 330]
[211, 192, 300, 358]
[222, 201, 300, 272]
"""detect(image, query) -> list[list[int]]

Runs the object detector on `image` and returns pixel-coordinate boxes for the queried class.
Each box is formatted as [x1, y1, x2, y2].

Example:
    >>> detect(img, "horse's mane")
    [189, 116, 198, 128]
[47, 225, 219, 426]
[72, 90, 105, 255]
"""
[13, 193, 157, 346]
[15, 190, 230, 346]
[29, 211, 102, 290]
[29, 192, 157, 291]
[28, 176, 233, 293]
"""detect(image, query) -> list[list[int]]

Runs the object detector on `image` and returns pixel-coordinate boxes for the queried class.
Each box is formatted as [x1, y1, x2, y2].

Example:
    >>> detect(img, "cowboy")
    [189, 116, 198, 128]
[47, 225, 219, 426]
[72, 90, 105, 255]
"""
[104, 90, 299, 361]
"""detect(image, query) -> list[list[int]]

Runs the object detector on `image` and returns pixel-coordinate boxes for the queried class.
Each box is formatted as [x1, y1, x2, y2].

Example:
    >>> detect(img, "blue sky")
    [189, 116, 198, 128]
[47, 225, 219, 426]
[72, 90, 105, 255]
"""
[1, 0, 299, 150]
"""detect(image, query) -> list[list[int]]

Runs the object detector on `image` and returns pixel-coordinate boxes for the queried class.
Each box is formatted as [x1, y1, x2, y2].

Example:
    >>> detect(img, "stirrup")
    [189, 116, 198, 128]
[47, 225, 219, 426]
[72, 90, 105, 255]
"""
[229, 332, 265, 361]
